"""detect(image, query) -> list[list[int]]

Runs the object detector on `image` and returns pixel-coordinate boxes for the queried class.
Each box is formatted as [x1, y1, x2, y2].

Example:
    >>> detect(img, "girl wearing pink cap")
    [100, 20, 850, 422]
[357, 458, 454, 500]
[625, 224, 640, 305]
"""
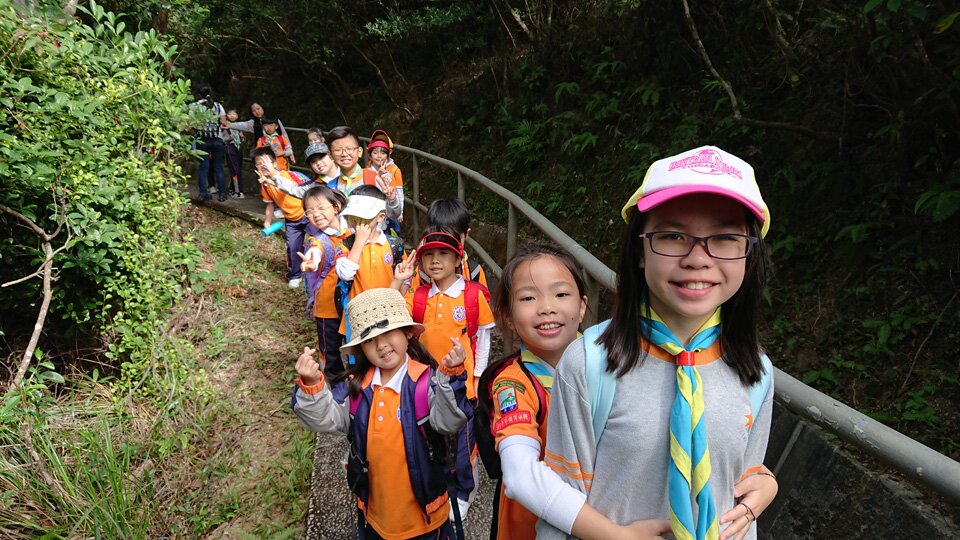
[537, 146, 779, 540]
[366, 129, 404, 236]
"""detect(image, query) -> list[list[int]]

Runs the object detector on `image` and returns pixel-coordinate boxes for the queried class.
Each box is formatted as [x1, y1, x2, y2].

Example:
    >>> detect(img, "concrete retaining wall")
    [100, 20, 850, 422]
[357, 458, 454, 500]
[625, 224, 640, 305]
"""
[759, 404, 959, 539]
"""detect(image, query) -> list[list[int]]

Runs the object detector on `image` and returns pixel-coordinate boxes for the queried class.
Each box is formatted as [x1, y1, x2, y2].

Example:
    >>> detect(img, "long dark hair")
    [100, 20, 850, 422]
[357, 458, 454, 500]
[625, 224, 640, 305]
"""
[332, 332, 437, 399]
[477, 242, 588, 419]
[599, 210, 771, 385]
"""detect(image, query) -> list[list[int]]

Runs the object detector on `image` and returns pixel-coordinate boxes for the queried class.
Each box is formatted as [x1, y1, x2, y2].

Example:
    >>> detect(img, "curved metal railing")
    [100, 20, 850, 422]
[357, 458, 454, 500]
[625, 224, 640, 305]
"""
[279, 126, 960, 504]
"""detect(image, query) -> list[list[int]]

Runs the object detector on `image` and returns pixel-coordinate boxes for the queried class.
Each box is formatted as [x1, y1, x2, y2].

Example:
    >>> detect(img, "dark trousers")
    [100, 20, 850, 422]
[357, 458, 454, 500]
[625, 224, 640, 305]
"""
[361, 519, 452, 540]
[283, 216, 310, 280]
[450, 406, 477, 501]
[316, 317, 344, 377]
[225, 143, 243, 193]
[196, 137, 225, 199]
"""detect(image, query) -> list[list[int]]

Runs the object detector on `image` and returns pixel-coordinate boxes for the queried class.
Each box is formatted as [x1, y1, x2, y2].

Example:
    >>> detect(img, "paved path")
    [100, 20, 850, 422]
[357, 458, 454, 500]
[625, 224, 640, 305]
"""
[184, 179, 499, 539]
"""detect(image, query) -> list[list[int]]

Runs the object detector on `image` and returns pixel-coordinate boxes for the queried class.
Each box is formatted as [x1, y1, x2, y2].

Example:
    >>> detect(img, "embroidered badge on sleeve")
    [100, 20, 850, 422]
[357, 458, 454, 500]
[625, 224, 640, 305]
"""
[497, 387, 518, 414]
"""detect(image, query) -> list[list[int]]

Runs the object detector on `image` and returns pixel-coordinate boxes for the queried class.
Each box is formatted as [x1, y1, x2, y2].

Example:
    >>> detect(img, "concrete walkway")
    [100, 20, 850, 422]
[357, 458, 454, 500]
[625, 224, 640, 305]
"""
[184, 176, 499, 539]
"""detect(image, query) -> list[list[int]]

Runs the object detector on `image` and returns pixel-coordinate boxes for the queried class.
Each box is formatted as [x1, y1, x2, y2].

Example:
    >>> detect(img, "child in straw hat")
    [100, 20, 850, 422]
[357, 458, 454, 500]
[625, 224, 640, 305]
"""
[292, 288, 472, 540]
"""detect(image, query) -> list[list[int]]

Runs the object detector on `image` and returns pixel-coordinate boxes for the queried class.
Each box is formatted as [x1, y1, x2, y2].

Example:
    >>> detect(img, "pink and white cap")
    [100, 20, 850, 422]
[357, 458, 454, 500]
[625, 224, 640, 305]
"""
[620, 145, 771, 237]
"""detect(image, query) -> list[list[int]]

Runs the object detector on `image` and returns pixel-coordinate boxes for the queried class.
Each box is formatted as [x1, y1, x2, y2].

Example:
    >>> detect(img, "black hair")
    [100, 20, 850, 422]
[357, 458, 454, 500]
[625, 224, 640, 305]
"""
[426, 198, 471, 237]
[252, 146, 277, 162]
[225, 106, 238, 115]
[326, 125, 360, 147]
[307, 127, 325, 141]
[599, 209, 770, 385]
[477, 242, 588, 422]
[333, 333, 437, 399]
[302, 185, 347, 213]
[350, 184, 386, 201]
[196, 83, 215, 109]
[262, 117, 279, 125]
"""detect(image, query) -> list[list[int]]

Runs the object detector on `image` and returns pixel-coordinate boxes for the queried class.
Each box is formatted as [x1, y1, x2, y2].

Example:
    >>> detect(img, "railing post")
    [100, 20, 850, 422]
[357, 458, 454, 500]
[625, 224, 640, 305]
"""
[412, 155, 421, 241]
[507, 202, 517, 263]
[457, 171, 465, 201]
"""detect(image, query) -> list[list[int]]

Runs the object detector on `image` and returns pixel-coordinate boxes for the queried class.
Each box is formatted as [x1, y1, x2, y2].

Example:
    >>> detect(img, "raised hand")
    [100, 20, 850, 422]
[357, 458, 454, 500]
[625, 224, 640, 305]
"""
[393, 249, 417, 281]
[375, 172, 397, 200]
[441, 337, 467, 369]
[295, 347, 322, 386]
[298, 251, 318, 273]
[353, 220, 376, 245]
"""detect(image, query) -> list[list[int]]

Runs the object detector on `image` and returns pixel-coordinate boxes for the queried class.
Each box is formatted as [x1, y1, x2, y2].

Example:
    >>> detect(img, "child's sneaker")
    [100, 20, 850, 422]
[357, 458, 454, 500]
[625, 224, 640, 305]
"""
[208, 186, 218, 194]
[232, 192, 245, 199]
[273, 209, 285, 220]
[288, 277, 303, 289]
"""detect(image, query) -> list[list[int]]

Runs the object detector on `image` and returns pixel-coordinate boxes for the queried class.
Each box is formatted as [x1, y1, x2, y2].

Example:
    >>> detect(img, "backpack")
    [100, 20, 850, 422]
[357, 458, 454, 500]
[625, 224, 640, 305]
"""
[411, 279, 490, 355]
[303, 233, 337, 319]
[475, 355, 549, 480]
[582, 320, 773, 446]
[194, 101, 223, 139]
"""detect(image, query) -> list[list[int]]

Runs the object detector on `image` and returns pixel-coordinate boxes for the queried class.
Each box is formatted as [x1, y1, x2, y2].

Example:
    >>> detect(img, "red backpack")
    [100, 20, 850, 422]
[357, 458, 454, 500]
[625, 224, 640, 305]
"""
[411, 280, 490, 355]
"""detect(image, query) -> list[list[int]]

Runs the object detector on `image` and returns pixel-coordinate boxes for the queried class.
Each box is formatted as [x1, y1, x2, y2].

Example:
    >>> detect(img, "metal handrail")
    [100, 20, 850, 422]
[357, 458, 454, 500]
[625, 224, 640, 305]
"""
[281, 127, 960, 503]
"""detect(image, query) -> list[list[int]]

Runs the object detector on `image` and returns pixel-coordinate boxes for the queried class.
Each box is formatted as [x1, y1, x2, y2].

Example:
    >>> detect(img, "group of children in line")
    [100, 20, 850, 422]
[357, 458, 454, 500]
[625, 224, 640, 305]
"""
[278, 138, 781, 539]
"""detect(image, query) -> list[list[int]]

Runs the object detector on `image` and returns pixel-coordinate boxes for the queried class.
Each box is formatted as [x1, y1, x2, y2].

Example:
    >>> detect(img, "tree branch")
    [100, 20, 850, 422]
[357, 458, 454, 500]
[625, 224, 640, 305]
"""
[1, 204, 59, 393]
[679, 0, 837, 141]
[350, 44, 415, 120]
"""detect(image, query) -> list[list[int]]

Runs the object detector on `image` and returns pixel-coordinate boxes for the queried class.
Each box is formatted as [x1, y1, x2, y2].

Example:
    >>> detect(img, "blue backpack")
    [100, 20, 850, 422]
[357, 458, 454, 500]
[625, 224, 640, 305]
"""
[582, 320, 772, 446]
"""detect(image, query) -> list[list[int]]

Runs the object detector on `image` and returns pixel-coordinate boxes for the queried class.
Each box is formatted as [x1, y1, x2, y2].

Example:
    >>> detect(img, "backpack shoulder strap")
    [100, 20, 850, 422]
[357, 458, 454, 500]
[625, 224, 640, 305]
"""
[748, 353, 773, 421]
[463, 280, 481, 340]
[467, 258, 482, 281]
[515, 358, 549, 427]
[317, 233, 336, 280]
[583, 320, 617, 447]
[412, 286, 429, 324]
[413, 366, 431, 439]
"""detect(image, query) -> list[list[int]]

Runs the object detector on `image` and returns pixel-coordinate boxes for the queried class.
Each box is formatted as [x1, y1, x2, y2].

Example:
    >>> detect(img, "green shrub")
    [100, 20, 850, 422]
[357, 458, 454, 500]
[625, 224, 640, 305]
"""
[0, 0, 199, 391]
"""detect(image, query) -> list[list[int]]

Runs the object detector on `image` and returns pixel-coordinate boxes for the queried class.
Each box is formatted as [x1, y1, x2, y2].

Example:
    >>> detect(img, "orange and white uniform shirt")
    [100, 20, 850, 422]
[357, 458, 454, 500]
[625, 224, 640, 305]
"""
[491, 350, 552, 540]
[261, 170, 307, 221]
[404, 276, 494, 400]
[335, 230, 400, 334]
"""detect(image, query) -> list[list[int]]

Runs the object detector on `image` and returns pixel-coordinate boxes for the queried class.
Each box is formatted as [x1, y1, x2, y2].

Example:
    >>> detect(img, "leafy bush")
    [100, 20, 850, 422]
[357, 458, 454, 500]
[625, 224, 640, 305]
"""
[0, 0, 199, 390]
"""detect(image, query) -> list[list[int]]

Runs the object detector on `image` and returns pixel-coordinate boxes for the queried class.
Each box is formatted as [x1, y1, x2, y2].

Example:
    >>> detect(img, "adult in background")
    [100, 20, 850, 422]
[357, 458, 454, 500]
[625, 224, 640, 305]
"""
[224, 101, 295, 164]
[193, 84, 227, 202]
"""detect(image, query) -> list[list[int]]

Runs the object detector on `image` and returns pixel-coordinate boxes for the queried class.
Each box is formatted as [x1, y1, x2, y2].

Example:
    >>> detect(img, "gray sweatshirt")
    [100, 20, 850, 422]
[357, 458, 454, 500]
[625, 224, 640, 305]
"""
[536, 338, 773, 539]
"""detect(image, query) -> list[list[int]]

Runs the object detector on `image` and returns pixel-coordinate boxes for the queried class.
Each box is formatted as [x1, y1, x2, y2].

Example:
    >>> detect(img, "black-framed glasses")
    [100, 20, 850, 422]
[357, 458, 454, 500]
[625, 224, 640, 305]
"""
[330, 146, 360, 155]
[359, 319, 390, 339]
[639, 231, 758, 260]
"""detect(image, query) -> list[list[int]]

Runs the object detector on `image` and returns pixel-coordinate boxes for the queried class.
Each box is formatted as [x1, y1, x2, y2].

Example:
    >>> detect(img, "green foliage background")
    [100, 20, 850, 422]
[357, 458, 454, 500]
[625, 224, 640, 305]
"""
[144, 0, 959, 453]
[0, 0, 199, 389]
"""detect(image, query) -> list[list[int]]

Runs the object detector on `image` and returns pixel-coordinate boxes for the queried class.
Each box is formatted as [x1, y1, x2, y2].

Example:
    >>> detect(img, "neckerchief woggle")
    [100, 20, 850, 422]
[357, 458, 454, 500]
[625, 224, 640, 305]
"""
[639, 306, 721, 540]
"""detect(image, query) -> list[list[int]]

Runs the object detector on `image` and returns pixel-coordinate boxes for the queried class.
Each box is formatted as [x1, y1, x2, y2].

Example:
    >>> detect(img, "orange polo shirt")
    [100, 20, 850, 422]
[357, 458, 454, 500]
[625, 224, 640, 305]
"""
[305, 223, 351, 319]
[404, 276, 494, 400]
[490, 356, 551, 540]
[337, 232, 400, 334]
[364, 360, 449, 539]
[257, 134, 291, 170]
[260, 171, 305, 221]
